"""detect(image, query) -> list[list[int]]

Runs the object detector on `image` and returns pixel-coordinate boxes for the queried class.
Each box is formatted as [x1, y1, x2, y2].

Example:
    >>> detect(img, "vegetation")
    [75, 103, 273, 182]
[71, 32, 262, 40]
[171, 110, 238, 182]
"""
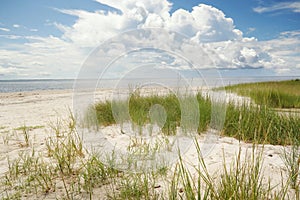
[1, 80, 299, 199]
[95, 92, 210, 135]
[1, 117, 298, 199]
[224, 79, 300, 108]
[93, 88, 300, 145]
[224, 102, 300, 145]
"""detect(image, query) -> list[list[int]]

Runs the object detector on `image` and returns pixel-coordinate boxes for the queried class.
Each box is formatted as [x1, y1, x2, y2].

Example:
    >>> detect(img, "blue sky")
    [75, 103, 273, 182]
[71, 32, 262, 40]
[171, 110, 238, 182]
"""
[0, 0, 299, 79]
[172, 0, 300, 40]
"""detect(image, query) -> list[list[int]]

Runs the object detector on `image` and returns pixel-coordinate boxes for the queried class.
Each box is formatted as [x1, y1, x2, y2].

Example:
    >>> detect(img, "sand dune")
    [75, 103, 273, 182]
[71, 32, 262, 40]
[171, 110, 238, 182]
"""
[0, 89, 297, 198]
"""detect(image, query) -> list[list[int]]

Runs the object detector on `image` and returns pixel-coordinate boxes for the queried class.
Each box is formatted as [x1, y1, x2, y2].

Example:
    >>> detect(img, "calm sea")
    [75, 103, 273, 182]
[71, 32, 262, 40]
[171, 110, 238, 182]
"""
[0, 76, 298, 93]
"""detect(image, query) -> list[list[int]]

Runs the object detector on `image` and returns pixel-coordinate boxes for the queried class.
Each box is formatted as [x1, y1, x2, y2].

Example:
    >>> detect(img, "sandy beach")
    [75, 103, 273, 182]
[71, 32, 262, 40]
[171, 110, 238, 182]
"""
[0, 89, 298, 199]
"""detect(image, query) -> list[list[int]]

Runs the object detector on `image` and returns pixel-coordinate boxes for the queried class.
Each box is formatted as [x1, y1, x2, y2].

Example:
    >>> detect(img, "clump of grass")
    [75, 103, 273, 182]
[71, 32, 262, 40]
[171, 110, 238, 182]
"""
[93, 89, 299, 145]
[94, 91, 203, 135]
[223, 102, 300, 145]
[168, 141, 290, 200]
[80, 155, 109, 196]
[109, 172, 161, 200]
[224, 80, 300, 108]
[94, 100, 116, 126]
[210, 148, 266, 199]
[15, 125, 30, 147]
[13, 125, 45, 147]
[3, 149, 56, 197]
[281, 137, 300, 197]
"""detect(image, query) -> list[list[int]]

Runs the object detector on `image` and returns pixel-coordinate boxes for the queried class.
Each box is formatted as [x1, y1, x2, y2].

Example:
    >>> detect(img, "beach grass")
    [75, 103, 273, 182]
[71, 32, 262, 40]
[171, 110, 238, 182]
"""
[224, 102, 300, 145]
[224, 79, 300, 108]
[93, 87, 300, 145]
[95, 91, 202, 135]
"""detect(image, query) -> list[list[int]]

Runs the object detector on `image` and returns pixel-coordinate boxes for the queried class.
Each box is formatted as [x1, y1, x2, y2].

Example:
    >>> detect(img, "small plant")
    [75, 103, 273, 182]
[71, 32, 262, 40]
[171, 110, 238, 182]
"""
[81, 155, 109, 196]
[281, 137, 300, 197]
[2, 133, 11, 145]
[16, 125, 30, 147]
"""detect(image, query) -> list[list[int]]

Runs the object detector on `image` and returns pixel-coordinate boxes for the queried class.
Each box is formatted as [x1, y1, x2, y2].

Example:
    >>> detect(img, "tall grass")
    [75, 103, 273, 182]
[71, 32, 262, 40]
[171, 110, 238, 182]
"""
[224, 79, 300, 108]
[95, 91, 203, 135]
[224, 102, 300, 145]
[169, 141, 290, 200]
[281, 137, 300, 197]
[93, 89, 300, 145]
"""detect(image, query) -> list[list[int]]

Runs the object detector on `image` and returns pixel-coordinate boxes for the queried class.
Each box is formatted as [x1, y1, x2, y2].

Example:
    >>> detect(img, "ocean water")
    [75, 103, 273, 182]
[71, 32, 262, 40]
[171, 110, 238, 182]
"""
[0, 76, 298, 93]
[0, 79, 75, 93]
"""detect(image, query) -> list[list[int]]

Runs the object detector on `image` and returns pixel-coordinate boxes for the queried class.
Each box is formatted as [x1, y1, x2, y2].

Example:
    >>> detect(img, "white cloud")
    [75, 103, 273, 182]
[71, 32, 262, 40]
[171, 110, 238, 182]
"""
[96, 0, 172, 18]
[246, 27, 256, 34]
[0, 34, 22, 40]
[13, 24, 20, 28]
[260, 34, 300, 72]
[0, 0, 299, 78]
[56, 2, 243, 46]
[0, 27, 10, 32]
[0, 35, 87, 78]
[253, 2, 300, 13]
[169, 4, 243, 42]
[280, 30, 300, 38]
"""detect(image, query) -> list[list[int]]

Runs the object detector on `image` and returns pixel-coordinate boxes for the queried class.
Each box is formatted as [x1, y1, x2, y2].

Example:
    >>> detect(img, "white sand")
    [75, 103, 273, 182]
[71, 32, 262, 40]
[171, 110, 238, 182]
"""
[0, 89, 297, 198]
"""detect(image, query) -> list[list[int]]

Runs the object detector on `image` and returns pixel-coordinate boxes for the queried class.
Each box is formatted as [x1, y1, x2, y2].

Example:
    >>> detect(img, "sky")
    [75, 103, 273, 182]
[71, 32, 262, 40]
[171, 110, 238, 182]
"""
[0, 0, 299, 79]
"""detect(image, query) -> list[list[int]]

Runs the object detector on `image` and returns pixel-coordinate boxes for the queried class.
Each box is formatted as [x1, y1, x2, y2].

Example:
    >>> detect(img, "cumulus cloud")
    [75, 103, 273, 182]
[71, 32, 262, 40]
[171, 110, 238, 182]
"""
[253, 2, 300, 13]
[0, 0, 299, 78]
[166, 5, 243, 42]
[56, 2, 243, 46]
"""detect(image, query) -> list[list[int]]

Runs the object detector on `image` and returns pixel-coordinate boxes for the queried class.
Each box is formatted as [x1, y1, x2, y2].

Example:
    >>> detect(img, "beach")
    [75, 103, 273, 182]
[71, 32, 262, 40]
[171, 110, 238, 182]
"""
[0, 89, 298, 199]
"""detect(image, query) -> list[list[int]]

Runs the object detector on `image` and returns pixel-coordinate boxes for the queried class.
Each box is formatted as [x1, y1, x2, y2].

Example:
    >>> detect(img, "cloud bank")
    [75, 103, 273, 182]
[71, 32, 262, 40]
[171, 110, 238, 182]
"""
[0, 0, 299, 78]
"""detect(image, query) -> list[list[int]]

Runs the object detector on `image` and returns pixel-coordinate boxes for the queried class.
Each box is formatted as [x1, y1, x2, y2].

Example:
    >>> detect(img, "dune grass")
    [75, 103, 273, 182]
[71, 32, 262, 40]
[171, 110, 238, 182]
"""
[95, 91, 210, 135]
[224, 79, 300, 108]
[93, 89, 300, 145]
[224, 102, 300, 145]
